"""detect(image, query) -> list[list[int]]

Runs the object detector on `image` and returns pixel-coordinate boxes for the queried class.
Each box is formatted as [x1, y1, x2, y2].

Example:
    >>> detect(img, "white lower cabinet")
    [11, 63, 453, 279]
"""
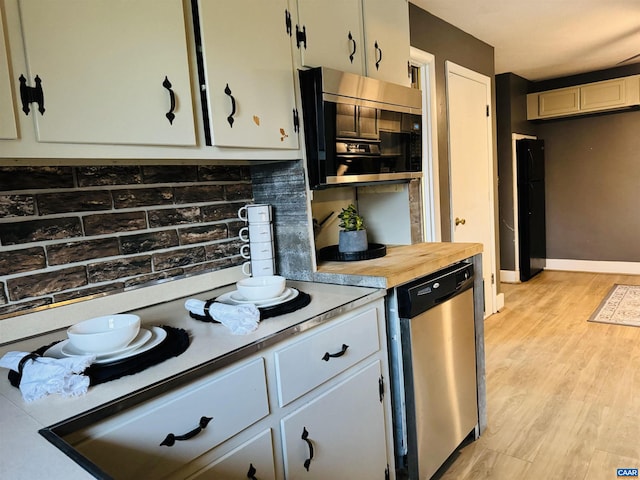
[62, 298, 394, 479]
[68, 358, 270, 480]
[180, 429, 276, 480]
[281, 360, 388, 479]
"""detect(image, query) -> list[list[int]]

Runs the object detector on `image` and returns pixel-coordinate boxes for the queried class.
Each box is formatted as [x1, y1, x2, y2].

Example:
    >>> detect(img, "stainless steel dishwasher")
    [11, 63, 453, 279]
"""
[388, 261, 478, 479]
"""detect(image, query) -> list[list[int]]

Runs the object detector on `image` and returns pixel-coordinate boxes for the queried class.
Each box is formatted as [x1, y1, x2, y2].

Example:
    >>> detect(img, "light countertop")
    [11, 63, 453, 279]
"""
[315, 242, 483, 288]
[0, 280, 383, 480]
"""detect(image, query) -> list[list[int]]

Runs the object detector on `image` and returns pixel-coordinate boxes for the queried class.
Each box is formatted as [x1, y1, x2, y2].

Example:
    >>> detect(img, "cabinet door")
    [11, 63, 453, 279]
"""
[537, 87, 580, 117]
[281, 361, 388, 479]
[294, 0, 365, 75]
[17, 0, 196, 146]
[70, 359, 269, 480]
[184, 429, 276, 480]
[362, 0, 411, 86]
[580, 78, 628, 112]
[0, 7, 17, 140]
[197, 0, 299, 149]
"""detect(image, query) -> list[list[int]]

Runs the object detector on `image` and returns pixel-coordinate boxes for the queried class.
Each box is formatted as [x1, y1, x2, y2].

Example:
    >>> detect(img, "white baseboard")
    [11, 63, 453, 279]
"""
[500, 270, 520, 283]
[545, 259, 640, 275]
[496, 293, 505, 311]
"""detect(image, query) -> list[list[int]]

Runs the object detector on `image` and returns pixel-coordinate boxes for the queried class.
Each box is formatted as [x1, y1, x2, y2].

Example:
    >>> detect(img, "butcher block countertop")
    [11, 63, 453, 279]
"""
[314, 242, 483, 289]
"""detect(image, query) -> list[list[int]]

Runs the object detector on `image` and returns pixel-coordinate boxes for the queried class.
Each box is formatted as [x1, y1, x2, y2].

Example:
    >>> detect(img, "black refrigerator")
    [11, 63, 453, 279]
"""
[516, 139, 546, 282]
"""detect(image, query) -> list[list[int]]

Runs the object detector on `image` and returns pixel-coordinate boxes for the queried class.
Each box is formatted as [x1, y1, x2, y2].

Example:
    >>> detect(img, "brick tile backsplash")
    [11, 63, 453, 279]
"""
[0, 165, 253, 317]
[0, 194, 36, 217]
[0, 166, 74, 190]
[7, 266, 88, 301]
[83, 211, 148, 235]
[0, 217, 83, 245]
[0, 247, 46, 275]
[36, 190, 113, 215]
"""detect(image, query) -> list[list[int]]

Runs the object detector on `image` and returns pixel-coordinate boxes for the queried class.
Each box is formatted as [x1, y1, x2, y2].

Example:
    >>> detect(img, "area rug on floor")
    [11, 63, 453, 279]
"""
[589, 284, 640, 327]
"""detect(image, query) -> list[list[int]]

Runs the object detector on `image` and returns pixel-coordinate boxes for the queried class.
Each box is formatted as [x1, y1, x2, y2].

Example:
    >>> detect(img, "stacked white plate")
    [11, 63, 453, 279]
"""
[44, 326, 167, 364]
[217, 287, 299, 308]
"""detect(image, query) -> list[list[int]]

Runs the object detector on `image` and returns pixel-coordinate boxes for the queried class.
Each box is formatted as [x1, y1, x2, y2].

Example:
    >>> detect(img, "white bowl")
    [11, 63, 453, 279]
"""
[236, 275, 286, 301]
[67, 314, 141, 354]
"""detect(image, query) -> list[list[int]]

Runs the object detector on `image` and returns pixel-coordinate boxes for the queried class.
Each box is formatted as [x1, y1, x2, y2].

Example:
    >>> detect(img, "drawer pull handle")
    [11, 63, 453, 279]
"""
[247, 463, 257, 479]
[160, 416, 213, 447]
[224, 83, 236, 128]
[348, 31, 357, 63]
[163, 76, 176, 125]
[322, 343, 349, 361]
[374, 41, 383, 70]
[301, 426, 314, 471]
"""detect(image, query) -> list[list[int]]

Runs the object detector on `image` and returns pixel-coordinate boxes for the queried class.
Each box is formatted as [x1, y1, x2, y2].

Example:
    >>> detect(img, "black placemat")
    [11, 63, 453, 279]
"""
[318, 243, 387, 261]
[8, 325, 190, 388]
[189, 290, 311, 323]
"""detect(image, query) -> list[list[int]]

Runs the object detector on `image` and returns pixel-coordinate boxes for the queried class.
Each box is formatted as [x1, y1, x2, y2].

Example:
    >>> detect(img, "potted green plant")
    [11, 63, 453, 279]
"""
[337, 204, 368, 253]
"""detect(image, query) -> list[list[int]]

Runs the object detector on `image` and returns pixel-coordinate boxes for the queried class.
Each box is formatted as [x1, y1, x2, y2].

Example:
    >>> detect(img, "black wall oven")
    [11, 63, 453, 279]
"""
[299, 67, 423, 190]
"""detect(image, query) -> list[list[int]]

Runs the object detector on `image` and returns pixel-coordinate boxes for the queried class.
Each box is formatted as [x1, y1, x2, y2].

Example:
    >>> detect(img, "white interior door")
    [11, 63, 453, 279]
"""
[446, 62, 496, 316]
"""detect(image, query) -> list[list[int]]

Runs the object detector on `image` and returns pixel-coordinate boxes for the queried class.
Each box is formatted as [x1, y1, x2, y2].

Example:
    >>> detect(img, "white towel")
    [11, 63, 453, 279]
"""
[0, 351, 95, 403]
[185, 299, 260, 335]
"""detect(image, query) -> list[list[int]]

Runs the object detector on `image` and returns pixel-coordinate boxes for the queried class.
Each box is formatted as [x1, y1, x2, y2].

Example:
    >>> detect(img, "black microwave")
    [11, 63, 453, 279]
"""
[299, 67, 423, 190]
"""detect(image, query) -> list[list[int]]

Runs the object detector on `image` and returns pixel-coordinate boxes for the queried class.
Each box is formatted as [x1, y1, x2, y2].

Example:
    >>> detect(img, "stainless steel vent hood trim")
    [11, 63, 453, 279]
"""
[318, 67, 422, 115]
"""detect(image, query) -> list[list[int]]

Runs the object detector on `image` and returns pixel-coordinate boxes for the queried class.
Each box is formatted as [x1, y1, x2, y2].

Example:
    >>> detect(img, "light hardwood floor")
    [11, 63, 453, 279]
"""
[439, 270, 640, 480]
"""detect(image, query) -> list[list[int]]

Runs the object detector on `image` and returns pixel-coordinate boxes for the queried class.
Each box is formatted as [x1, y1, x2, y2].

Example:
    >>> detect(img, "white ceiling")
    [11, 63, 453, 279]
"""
[410, 0, 640, 81]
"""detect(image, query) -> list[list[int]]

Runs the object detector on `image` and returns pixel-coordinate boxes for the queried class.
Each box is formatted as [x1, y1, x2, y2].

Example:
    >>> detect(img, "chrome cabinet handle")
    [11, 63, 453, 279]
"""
[160, 416, 212, 447]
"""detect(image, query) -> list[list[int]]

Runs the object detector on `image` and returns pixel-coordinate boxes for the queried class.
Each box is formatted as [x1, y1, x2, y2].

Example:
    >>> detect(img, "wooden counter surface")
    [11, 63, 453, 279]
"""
[315, 242, 483, 289]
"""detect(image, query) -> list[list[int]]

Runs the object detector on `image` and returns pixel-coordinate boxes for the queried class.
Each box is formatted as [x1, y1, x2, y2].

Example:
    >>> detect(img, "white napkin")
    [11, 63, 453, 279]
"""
[0, 351, 95, 403]
[185, 299, 260, 335]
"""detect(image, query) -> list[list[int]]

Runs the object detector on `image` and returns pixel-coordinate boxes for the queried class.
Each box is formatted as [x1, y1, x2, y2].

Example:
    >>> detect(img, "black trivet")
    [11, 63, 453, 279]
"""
[189, 290, 311, 324]
[8, 325, 190, 388]
[318, 243, 387, 262]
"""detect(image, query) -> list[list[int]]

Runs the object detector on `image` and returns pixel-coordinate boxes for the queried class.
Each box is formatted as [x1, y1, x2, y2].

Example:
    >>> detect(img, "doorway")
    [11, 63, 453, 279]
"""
[410, 47, 441, 242]
[446, 61, 497, 317]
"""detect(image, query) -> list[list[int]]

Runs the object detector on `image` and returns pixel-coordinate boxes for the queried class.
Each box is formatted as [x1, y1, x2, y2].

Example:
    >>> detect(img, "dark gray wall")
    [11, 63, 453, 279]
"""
[409, 4, 495, 241]
[496, 73, 536, 270]
[497, 64, 640, 266]
[539, 108, 640, 261]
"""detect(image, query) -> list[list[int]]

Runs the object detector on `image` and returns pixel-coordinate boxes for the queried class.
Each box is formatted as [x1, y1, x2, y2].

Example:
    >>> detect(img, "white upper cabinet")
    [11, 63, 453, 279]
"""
[293, 0, 411, 86]
[362, 0, 411, 86]
[0, 7, 18, 140]
[527, 75, 640, 120]
[17, 0, 196, 146]
[196, 0, 299, 149]
[294, 0, 365, 76]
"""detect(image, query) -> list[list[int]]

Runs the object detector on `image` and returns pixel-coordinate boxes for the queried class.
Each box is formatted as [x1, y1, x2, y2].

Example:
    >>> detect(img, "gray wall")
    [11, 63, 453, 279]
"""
[496, 73, 536, 270]
[409, 4, 496, 241]
[539, 108, 640, 261]
[496, 64, 640, 267]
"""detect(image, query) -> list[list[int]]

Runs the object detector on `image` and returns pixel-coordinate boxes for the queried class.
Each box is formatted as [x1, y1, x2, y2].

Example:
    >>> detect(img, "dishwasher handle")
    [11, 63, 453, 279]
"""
[397, 262, 474, 318]
[429, 274, 474, 307]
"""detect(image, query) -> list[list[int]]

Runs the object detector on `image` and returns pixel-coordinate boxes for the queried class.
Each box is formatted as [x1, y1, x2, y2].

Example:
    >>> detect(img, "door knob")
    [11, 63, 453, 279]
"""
[455, 217, 466, 226]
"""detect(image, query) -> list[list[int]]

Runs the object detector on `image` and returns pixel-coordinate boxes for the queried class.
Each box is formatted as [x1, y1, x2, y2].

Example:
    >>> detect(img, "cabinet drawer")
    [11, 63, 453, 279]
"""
[69, 358, 269, 480]
[275, 306, 380, 406]
[182, 429, 276, 480]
